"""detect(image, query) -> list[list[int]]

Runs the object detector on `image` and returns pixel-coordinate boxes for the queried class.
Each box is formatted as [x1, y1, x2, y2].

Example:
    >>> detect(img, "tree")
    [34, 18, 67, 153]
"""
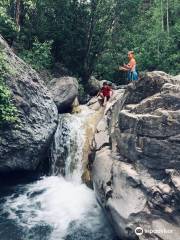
[0, 0, 179, 83]
[166, 0, 170, 35]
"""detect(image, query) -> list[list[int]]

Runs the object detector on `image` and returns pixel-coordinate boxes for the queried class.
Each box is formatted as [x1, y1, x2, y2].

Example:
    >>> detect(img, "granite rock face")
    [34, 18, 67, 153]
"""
[92, 72, 180, 240]
[48, 76, 78, 112]
[0, 35, 58, 173]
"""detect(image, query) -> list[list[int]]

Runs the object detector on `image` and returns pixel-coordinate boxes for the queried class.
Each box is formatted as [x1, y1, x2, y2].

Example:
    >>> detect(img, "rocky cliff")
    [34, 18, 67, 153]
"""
[92, 72, 180, 240]
[0, 35, 58, 173]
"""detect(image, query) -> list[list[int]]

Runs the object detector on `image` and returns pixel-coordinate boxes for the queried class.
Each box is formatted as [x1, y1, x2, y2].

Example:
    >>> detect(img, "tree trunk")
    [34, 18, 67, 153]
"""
[161, 0, 164, 31]
[15, 0, 21, 31]
[157, 39, 160, 63]
[166, 0, 169, 35]
[82, 0, 99, 83]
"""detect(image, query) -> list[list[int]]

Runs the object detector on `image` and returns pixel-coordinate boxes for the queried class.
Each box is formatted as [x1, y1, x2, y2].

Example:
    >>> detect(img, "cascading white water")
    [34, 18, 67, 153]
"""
[0, 106, 116, 240]
[50, 112, 87, 183]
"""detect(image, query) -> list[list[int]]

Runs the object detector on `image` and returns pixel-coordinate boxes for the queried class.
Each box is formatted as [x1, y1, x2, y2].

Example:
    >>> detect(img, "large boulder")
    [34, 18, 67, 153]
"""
[92, 71, 180, 240]
[0, 35, 58, 173]
[48, 77, 78, 112]
[87, 76, 101, 96]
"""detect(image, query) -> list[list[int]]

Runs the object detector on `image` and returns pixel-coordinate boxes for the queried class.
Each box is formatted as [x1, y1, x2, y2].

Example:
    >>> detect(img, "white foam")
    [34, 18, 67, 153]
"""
[51, 106, 95, 183]
[3, 176, 103, 239]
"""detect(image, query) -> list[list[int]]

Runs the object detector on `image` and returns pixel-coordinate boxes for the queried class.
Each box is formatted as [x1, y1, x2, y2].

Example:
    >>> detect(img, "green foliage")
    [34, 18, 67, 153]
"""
[0, 0, 179, 84]
[19, 39, 53, 71]
[0, 50, 18, 126]
[0, 2, 18, 40]
[95, 0, 180, 81]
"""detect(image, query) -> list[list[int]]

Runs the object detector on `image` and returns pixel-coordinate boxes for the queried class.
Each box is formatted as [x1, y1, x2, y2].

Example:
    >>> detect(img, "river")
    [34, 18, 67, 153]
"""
[0, 107, 117, 240]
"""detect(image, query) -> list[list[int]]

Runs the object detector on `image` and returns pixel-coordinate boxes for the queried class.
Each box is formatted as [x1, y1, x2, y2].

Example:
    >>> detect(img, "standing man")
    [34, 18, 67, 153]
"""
[119, 51, 138, 82]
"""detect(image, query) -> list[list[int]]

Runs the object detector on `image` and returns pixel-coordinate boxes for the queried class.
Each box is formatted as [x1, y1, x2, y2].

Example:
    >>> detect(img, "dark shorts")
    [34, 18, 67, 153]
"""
[99, 95, 110, 103]
[102, 95, 110, 101]
[106, 96, 110, 101]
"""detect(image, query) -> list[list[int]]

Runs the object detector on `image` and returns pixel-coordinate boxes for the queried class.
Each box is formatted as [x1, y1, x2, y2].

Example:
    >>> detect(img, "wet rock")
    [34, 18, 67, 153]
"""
[48, 76, 78, 112]
[0, 35, 58, 173]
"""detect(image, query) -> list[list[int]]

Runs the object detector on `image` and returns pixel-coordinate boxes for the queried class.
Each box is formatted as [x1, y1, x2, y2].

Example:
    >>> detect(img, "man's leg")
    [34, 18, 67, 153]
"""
[103, 96, 107, 106]
[99, 93, 104, 98]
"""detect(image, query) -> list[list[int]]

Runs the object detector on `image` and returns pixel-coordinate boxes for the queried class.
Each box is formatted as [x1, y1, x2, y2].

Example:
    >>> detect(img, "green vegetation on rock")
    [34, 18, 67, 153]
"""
[0, 50, 18, 125]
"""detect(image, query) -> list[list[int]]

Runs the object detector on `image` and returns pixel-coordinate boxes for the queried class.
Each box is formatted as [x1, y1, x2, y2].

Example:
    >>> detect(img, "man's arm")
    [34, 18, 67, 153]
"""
[119, 66, 128, 71]
[110, 89, 113, 97]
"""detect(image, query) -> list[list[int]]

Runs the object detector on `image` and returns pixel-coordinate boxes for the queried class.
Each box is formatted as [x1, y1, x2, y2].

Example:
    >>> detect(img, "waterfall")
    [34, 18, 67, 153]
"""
[0, 105, 116, 240]
[50, 112, 86, 183]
